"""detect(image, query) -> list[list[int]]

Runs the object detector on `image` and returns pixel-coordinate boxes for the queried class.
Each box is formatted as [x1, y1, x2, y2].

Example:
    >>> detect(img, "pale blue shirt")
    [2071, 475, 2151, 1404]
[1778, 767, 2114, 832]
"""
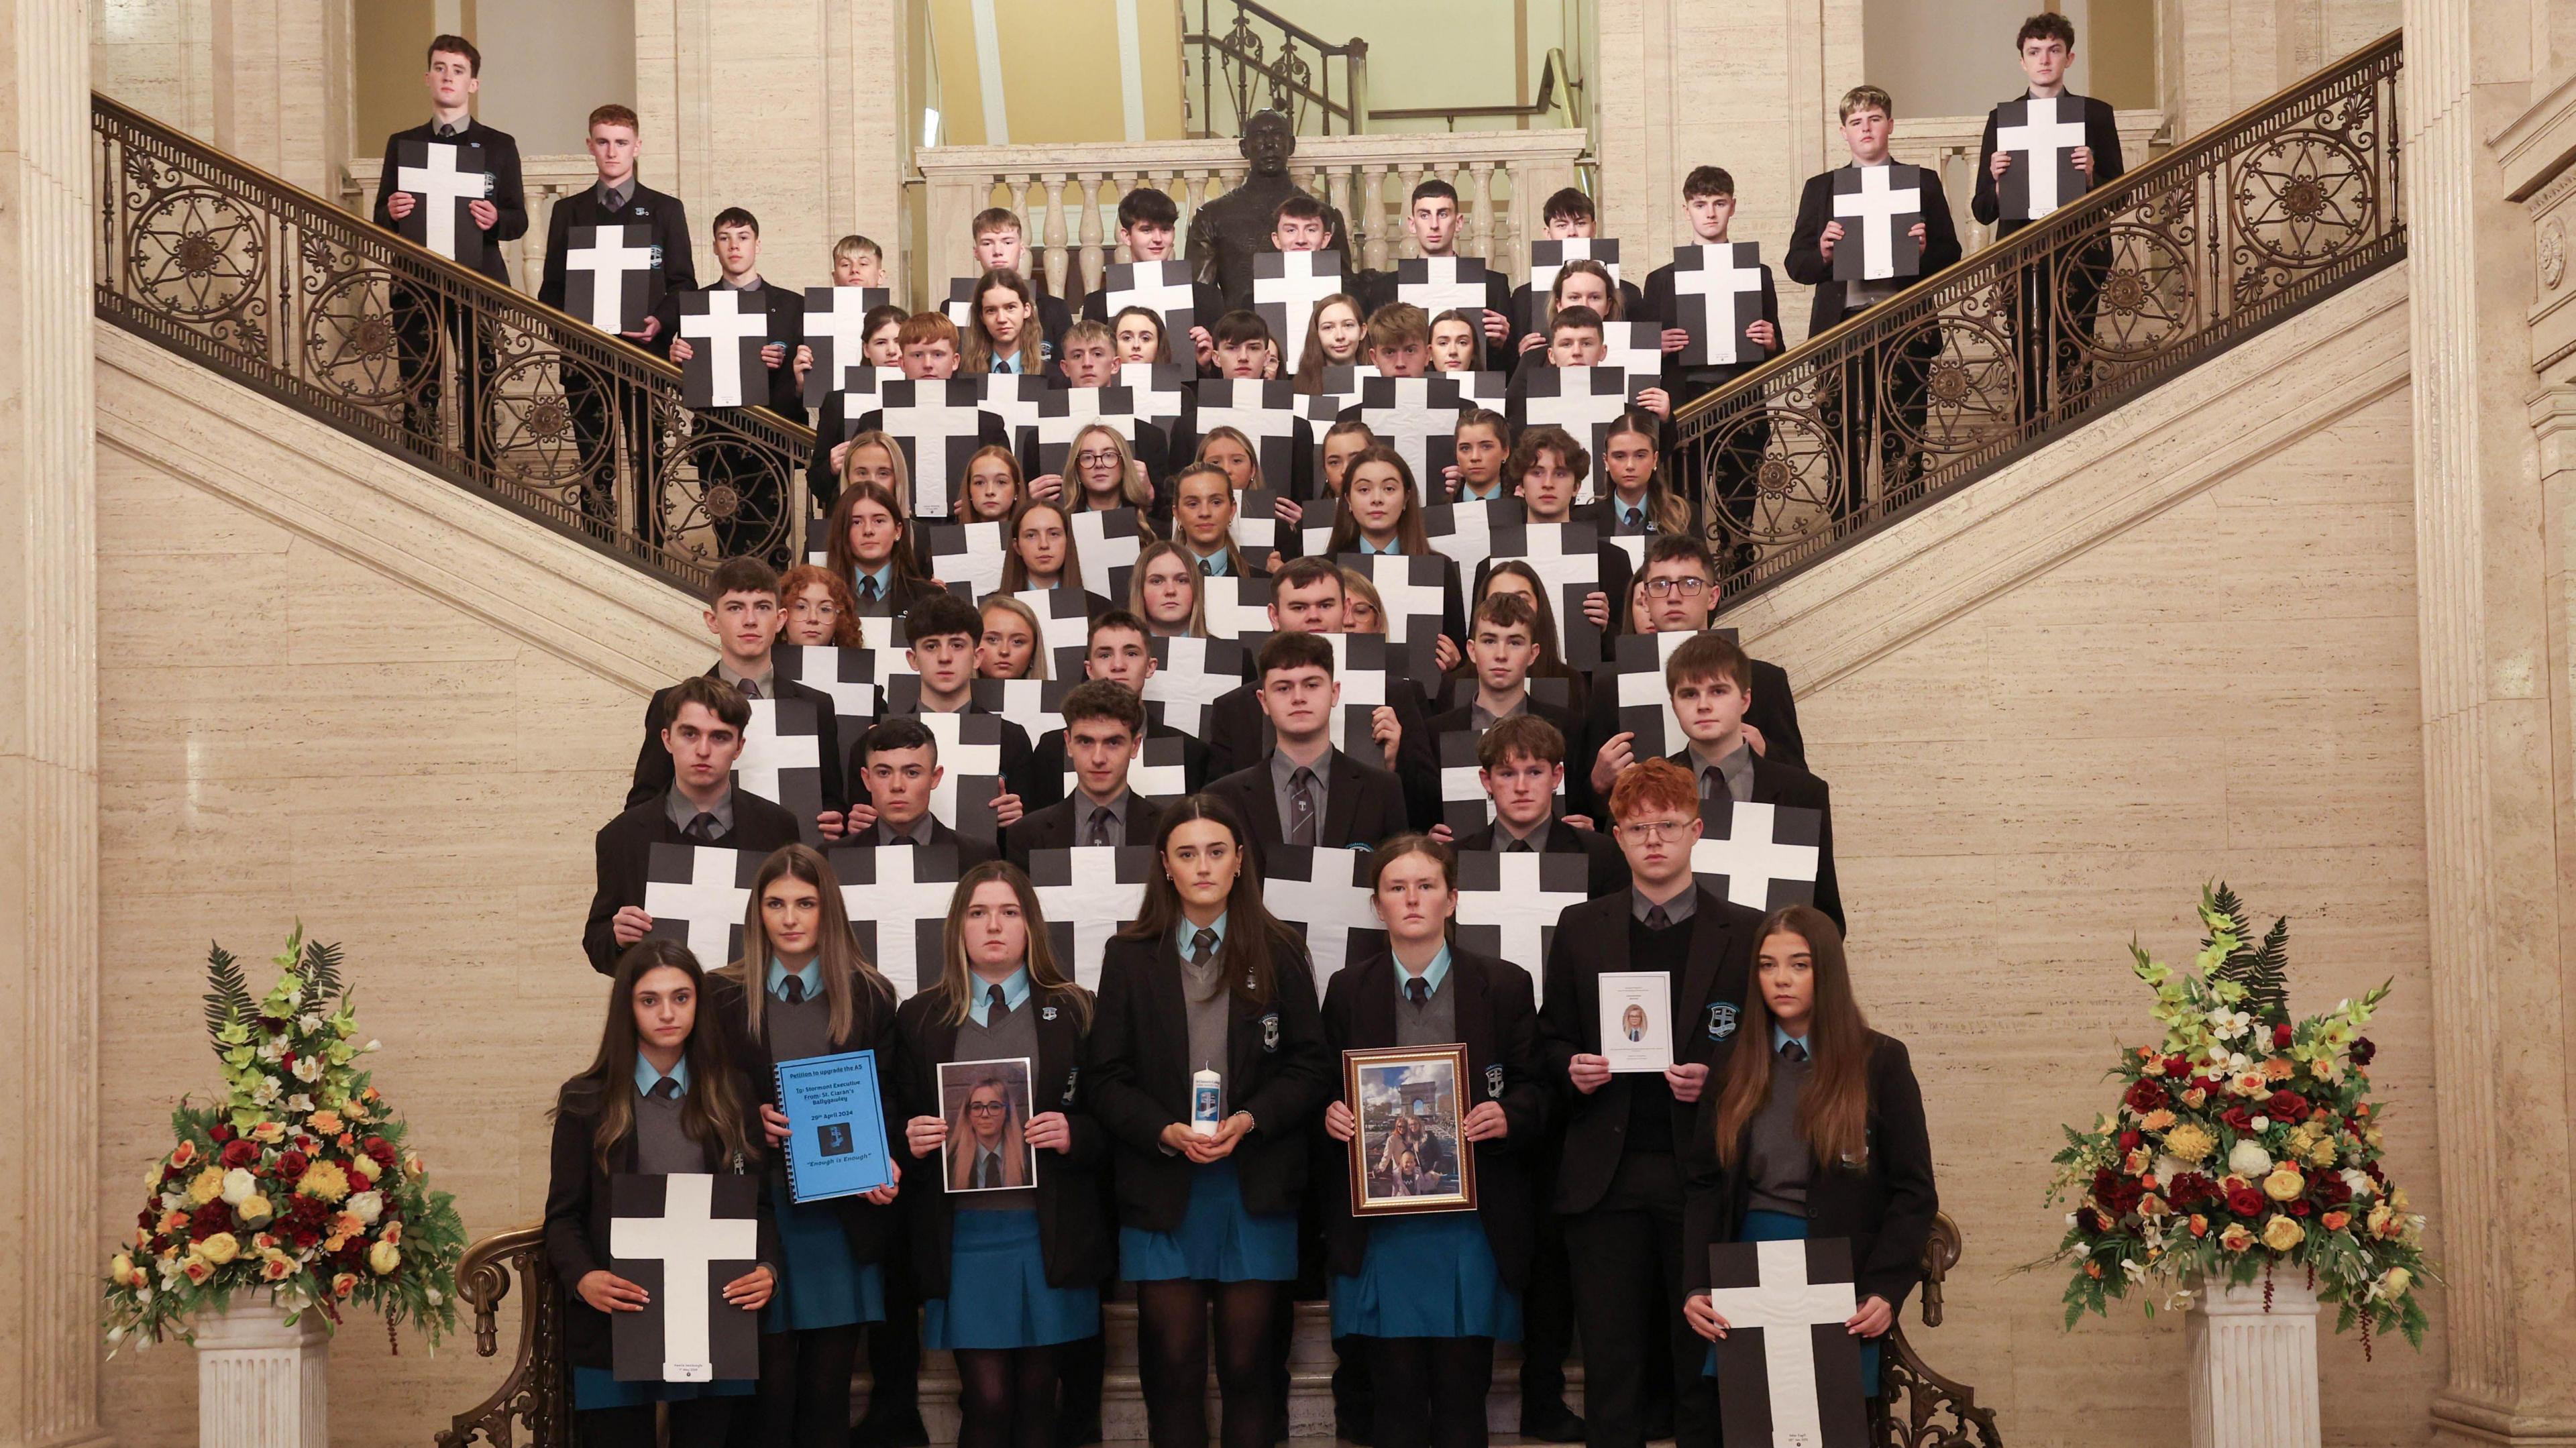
[1176, 911, 1230, 961]
[967, 966, 1033, 1025]
[1358, 537, 1399, 555]
[1393, 943, 1453, 997]
[633, 1056, 692, 1097]
[767, 958, 822, 1003]
[1771, 1022, 1813, 1056]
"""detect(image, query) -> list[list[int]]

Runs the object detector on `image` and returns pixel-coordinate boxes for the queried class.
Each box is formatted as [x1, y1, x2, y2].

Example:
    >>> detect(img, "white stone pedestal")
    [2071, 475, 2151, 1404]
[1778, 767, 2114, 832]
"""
[193, 1294, 329, 1448]
[2187, 1276, 2322, 1448]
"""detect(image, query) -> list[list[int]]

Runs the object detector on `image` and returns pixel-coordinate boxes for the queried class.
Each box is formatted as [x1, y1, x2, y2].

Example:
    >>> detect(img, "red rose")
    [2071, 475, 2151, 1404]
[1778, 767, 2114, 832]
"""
[276, 1150, 309, 1180]
[189, 1203, 231, 1239]
[2118, 1129, 2143, 1151]
[210, 1125, 234, 1143]
[219, 1139, 259, 1169]
[2164, 1056, 2190, 1078]
[149, 1233, 173, 1254]
[2315, 1173, 2353, 1205]
[2272, 1023, 2294, 1049]
[364, 1137, 398, 1170]
[292, 1227, 321, 1249]
[2168, 1172, 2217, 1207]
[2220, 1105, 2255, 1133]
[2224, 1184, 2265, 1217]
[2265, 1090, 2305, 1119]
[2287, 1199, 2312, 1217]
[2123, 1079, 2169, 1113]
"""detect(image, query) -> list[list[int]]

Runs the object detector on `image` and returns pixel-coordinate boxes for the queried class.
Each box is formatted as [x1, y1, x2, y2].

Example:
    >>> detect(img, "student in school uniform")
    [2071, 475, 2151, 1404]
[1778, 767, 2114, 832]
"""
[372, 34, 527, 463]
[1290, 293, 1369, 398]
[780, 563, 867, 649]
[998, 498, 1116, 622]
[1023, 613, 1214, 812]
[966, 209, 1076, 353]
[1659, 631, 1843, 934]
[1322, 445, 1469, 662]
[1320, 835, 1547, 1448]
[1425, 592, 1588, 759]
[1450, 562, 1589, 718]
[960, 445, 1028, 526]
[1642, 167, 1783, 412]
[1538, 758, 1766, 1448]
[1468, 426, 1631, 669]
[1510, 262, 1639, 376]
[825, 479, 945, 622]
[1429, 310, 1488, 380]
[1682, 907, 1937, 1405]
[586, 676, 804, 974]
[845, 716, 1000, 871]
[1167, 462, 1257, 578]
[1083, 186, 1228, 370]
[1505, 188, 1648, 361]
[978, 596, 1052, 683]
[1006, 679, 1169, 864]
[1440, 715, 1630, 950]
[814, 312, 1003, 514]
[1360, 180, 1517, 349]
[627, 556, 847, 832]
[1442, 410, 1512, 504]
[892, 861, 1108, 1448]
[705, 846, 904, 1448]
[649, 207, 806, 561]
[1204, 630, 1411, 863]
[964, 269, 1055, 378]
[864, 595, 1039, 826]
[1087, 795, 1334, 1448]
[1128, 541, 1212, 639]
[1051, 420, 1165, 530]
[545, 939, 775, 1446]
[1582, 410, 1694, 547]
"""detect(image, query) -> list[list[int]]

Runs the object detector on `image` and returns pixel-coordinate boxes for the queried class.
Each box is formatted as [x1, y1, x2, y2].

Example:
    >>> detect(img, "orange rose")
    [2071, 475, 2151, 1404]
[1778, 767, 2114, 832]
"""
[2188, 1215, 2210, 1238]
[2321, 1211, 2351, 1231]
[381, 1221, 402, 1245]
[182, 1258, 214, 1284]
[259, 1253, 296, 1282]
[169, 1141, 197, 1169]
[306, 1110, 343, 1135]
[331, 1272, 359, 1299]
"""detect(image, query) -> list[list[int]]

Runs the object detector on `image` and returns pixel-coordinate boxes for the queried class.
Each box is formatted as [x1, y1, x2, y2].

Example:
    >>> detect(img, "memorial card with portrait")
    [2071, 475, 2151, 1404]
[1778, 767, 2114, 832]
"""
[1343, 1045, 1477, 1217]
[1598, 971, 1675, 1072]
[938, 1057, 1037, 1193]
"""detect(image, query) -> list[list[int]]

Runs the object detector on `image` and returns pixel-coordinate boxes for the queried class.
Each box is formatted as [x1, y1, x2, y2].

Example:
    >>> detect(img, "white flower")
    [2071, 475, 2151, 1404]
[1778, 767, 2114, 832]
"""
[2227, 1140, 2273, 1177]
[2249, 1115, 2272, 1131]
[298, 1012, 324, 1032]
[2340, 1168, 2375, 1199]
[257, 1038, 284, 1062]
[347, 1190, 383, 1225]
[106, 1326, 125, 1345]
[286, 1094, 313, 1113]
[364, 1039, 381, 1053]
[2120, 1257, 2149, 1284]
[250, 1076, 282, 1105]
[219, 1168, 258, 1206]
[291, 1056, 323, 1082]
[2206, 1009, 2251, 1040]
[2153, 1154, 2191, 1184]
[427, 1287, 443, 1306]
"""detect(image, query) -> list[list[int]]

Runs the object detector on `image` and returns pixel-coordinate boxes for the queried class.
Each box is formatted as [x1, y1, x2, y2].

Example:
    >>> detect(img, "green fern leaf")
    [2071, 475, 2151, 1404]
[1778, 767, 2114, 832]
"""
[301, 937, 346, 1001]
[201, 942, 252, 1045]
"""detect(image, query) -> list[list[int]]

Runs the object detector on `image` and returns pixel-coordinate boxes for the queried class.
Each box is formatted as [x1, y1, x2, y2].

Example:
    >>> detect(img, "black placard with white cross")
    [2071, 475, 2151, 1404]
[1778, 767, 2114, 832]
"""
[1670, 243, 1768, 367]
[1602, 321, 1664, 382]
[1438, 729, 1566, 834]
[975, 677, 1075, 755]
[736, 697, 828, 845]
[1508, 366, 1646, 500]
[1143, 636, 1250, 738]
[1335, 551, 1449, 679]
[643, 844, 758, 973]
[775, 645, 890, 748]
[1449, 368, 1510, 413]
[1253, 249, 1346, 365]
[608, 1172, 761, 1384]
[1601, 629, 1699, 759]
[1423, 496, 1518, 579]
[565, 224, 663, 335]
[922, 519, 1010, 602]
[1995, 95, 2092, 222]
[1099, 259, 1201, 341]
[1007, 587, 1097, 678]
[1830, 164, 1928, 283]
[1292, 496, 1345, 561]
[1485, 518, 1606, 664]
[978, 372, 1058, 461]
[1398, 256, 1497, 341]
[1120, 361, 1196, 434]
[1300, 363, 1378, 430]
[1690, 797, 1824, 914]
[1069, 506, 1148, 602]
[802, 285, 893, 408]
[827, 843, 965, 997]
[676, 291, 773, 410]
[1199, 573, 1275, 641]
[1450, 848, 1589, 995]
[1026, 845, 1156, 990]
[1230, 489, 1284, 573]
[1340, 373, 1476, 488]
[875, 379, 994, 518]
[391, 138, 491, 268]
[1707, 1237, 1868, 1448]
[1194, 378, 1311, 491]
[918, 704, 1009, 843]
[1258, 844, 1384, 993]
[1527, 237, 1622, 298]
[941, 276, 979, 331]
[1030, 387, 1151, 483]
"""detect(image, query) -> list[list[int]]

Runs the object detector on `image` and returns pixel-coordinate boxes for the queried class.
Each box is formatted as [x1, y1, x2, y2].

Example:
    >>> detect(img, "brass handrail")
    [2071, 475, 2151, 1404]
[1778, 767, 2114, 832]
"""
[1680, 31, 2404, 608]
[91, 93, 815, 596]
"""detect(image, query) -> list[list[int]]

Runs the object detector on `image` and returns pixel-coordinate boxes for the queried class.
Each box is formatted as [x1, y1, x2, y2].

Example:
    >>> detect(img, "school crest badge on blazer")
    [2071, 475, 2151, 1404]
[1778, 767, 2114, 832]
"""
[1485, 1062, 1506, 1100]
[1261, 1013, 1281, 1052]
[1707, 1002, 1739, 1042]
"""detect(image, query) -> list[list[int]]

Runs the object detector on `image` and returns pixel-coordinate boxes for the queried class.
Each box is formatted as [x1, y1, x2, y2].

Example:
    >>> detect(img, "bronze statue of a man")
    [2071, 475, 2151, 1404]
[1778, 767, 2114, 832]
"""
[1186, 109, 1352, 311]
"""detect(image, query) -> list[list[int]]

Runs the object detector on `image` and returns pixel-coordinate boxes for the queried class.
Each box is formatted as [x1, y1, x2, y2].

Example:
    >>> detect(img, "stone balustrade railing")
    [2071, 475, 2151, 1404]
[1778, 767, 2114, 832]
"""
[1891, 107, 2169, 255]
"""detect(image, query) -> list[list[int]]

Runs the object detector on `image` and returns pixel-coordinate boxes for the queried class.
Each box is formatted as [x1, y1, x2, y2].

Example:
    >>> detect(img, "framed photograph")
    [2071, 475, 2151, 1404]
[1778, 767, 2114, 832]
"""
[1598, 970, 1675, 1072]
[1343, 1045, 1478, 1217]
[938, 1058, 1037, 1192]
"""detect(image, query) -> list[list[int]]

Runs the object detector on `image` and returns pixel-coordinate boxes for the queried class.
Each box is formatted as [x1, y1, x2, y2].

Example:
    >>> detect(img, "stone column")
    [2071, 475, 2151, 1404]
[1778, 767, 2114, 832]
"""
[0, 0, 106, 1445]
[2408, 1, 2576, 1443]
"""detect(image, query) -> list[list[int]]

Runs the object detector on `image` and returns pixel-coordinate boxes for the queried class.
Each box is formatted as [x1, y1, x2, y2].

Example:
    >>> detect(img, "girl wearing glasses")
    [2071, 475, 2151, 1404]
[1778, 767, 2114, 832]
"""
[1064, 423, 1160, 520]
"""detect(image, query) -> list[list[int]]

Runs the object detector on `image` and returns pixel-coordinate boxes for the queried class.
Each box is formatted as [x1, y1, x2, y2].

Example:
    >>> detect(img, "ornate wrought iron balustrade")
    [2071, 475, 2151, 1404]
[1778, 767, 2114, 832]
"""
[1685, 33, 2404, 606]
[92, 95, 812, 594]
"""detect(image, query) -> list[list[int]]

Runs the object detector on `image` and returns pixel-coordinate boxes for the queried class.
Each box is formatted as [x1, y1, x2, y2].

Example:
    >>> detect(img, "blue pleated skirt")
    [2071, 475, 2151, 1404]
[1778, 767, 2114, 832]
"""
[764, 1171, 888, 1333]
[924, 1207, 1103, 1350]
[1701, 1209, 1880, 1398]
[572, 1367, 757, 1411]
[1330, 1210, 1521, 1342]
[1118, 1160, 1299, 1283]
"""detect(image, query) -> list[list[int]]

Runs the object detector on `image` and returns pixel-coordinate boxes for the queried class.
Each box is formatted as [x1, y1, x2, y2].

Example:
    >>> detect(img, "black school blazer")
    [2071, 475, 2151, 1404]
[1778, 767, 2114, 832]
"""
[543, 1077, 777, 1372]
[1536, 886, 1764, 1215]
[1680, 1030, 1937, 1313]
[1085, 928, 1334, 1229]
[1319, 946, 1549, 1288]
[704, 968, 904, 1263]
[888, 982, 1110, 1298]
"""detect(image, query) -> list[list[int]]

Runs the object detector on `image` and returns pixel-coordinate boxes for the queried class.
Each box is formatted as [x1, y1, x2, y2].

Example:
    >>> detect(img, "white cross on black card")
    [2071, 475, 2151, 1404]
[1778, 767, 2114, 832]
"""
[1069, 507, 1148, 602]
[566, 224, 663, 335]
[802, 285, 893, 408]
[1195, 378, 1309, 490]
[1032, 386, 1144, 479]
[1604, 629, 1698, 758]
[1120, 361, 1195, 432]
[1528, 238, 1622, 299]
[1026, 845, 1156, 990]
[775, 645, 888, 747]
[1254, 249, 1346, 366]
[1485, 517, 1606, 663]
[1691, 797, 1824, 913]
[1342, 373, 1475, 487]
[1198, 573, 1274, 641]
[1336, 551, 1450, 678]
[1509, 366, 1645, 501]
[922, 519, 1010, 601]
[979, 373, 1058, 461]
[1831, 164, 1928, 282]
[1144, 636, 1249, 738]
[676, 291, 771, 409]
[875, 379, 994, 518]
[392, 138, 490, 267]
[735, 696, 828, 844]
[643, 844, 758, 973]
[941, 276, 979, 331]
[975, 677, 1075, 754]
[1230, 488, 1284, 572]
[828, 843, 965, 996]
[1707, 1237, 1868, 1448]
[1671, 243, 1767, 367]
[1399, 256, 1496, 337]
[1258, 844, 1384, 993]
[1995, 95, 2090, 222]
[1100, 259, 1201, 339]
[1451, 848, 1589, 994]
[608, 1172, 761, 1384]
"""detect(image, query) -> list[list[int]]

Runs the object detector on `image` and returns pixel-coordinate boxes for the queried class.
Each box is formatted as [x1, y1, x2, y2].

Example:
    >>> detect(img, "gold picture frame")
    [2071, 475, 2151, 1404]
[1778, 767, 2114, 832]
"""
[1343, 1044, 1478, 1217]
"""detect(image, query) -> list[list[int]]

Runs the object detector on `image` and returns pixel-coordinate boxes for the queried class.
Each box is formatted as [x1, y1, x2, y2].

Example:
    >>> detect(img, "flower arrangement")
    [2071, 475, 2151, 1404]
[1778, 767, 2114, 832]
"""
[101, 928, 466, 1353]
[2043, 885, 2430, 1349]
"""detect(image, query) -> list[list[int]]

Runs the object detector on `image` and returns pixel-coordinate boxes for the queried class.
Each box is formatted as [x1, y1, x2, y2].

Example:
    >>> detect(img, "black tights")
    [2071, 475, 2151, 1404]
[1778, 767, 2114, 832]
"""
[953, 1345, 1060, 1448]
[752, 1323, 861, 1448]
[1370, 1336, 1495, 1448]
[1134, 1278, 1279, 1448]
[580, 1398, 733, 1448]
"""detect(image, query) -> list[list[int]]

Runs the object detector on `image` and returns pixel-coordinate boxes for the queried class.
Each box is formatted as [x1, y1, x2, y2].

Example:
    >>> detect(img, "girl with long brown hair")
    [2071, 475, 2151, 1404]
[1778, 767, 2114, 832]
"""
[839, 428, 915, 515]
[1169, 463, 1250, 579]
[998, 497, 1088, 596]
[706, 846, 904, 1448]
[1291, 292, 1367, 394]
[1064, 422, 1158, 517]
[963, 268, 1049, 377]
[1682, 906, 1937, 1402]
[1089, 796, 1332, 1448]
[1128, 540, 1210, 638]
[1325, 446, 1468, 667]
[545, 939, 773, 1447]
[961, 444, 1028, 524]
[825, 479, 939, 618]
[892, 861, 1104, 1448]
[1596, 409, 1693, 539]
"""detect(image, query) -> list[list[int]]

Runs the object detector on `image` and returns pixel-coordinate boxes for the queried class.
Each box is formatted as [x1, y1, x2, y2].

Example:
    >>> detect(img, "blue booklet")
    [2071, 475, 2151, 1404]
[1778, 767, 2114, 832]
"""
[774, 1050, 895, 1203]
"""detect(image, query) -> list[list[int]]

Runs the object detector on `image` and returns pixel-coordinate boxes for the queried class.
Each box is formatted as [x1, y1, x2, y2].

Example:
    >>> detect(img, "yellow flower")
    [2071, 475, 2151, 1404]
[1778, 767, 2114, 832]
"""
[186, 1167, 227, 1206]
[381, 1221, 403, 1246]
[2262, 1166, 2306, 1201]
[349, 1154, 381, 1182]
[258, 1251, 296, 1282]
[2182, 1088, 2209, 1109]
[294, 1160, 351, 1204]
[250, 1121, 286, 1144]
[197, 1232, 241, 1266]
[239, 1194, 273, 1224]
[2304, 1137, 2339, 1168]
[2219, 1223, 2255, 1253]
[306, 1110, 343, 1135]
[331, 1272, 359, 1299]
[182, 1258, 215, 1284]
[2140, 1109, 2176, 1132]
[2161, 1122, 2216, 1164]
[2381, 1267, 2412, 1298]
[111, 1252, 135, 1284]
[2261, 1215, 2306, 1251]
[368, 1239, 401, 1275]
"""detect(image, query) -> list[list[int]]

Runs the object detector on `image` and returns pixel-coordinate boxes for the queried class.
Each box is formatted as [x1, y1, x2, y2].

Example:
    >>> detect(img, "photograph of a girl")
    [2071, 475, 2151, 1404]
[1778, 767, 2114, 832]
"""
[941, 1061, 1036, 1192]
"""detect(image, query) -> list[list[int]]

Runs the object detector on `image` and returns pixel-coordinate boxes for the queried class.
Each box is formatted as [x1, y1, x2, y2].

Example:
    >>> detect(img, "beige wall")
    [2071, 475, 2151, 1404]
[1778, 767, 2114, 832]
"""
[476, 0, 638, 154]
[1258, 0, 1576, 132]
[1862, 0, 2160, 116]
[925, 0, 1186, 146]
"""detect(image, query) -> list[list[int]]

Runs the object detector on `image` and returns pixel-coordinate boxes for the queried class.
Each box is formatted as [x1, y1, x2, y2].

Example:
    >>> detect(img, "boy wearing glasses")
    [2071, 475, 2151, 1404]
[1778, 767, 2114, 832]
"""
[1538, 757, 1762, 1448]
[1660, 630, 1843, 933]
